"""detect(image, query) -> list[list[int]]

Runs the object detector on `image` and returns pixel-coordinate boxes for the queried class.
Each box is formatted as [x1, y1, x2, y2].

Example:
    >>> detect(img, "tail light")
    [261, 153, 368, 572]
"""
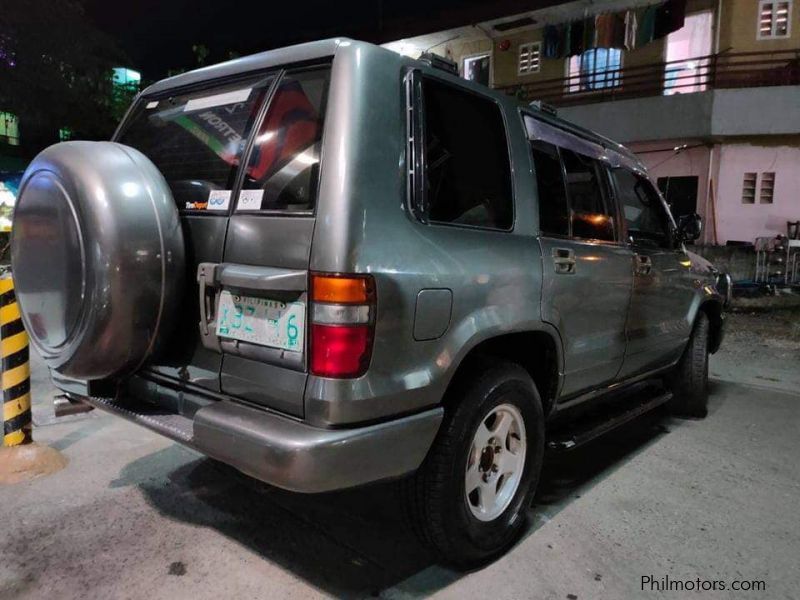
[309, 273, 375, 378]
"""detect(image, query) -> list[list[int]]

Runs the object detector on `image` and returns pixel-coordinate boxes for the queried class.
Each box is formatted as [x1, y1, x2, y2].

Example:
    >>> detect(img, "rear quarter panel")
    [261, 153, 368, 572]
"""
[306, 44, 548, 425]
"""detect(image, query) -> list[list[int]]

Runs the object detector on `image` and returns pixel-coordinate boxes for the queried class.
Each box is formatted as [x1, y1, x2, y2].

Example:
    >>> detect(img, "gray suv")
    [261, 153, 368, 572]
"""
[11, 38, 728, 567]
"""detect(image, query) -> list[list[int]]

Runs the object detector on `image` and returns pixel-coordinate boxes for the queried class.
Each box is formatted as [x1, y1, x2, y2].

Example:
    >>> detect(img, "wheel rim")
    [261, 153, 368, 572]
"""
[465, 403, 527, 522]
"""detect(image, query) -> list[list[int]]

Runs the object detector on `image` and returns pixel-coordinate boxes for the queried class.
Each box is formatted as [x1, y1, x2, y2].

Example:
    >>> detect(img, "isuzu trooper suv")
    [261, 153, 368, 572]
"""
[10, 38, 729, 567]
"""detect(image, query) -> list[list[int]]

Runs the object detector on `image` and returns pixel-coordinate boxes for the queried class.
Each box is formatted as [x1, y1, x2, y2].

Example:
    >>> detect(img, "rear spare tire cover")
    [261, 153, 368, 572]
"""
[10, 141, 185, 380]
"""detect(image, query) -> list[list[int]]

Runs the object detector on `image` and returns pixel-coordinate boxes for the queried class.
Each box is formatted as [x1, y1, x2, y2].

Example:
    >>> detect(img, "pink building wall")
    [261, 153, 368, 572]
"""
[629, 139, 711, 225]
[632, 141, 800, 245]
[714, 144, 800, 244]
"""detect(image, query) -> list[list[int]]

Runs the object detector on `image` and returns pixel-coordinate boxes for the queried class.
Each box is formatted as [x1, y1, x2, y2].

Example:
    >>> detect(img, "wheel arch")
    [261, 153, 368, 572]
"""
[698, 299, 724, 354]
[444, 328, 563, 417]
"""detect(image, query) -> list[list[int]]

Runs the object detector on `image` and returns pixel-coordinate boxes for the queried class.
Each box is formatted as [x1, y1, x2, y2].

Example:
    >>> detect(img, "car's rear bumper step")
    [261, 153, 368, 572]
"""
[547, 391, 672, 452]
[83, 396, 196, 444]
[81, 394, 443, 493]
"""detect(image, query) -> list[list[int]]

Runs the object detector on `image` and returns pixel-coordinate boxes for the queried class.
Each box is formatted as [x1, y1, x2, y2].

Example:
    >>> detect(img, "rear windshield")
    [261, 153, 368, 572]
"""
[117, 67, 330, 214]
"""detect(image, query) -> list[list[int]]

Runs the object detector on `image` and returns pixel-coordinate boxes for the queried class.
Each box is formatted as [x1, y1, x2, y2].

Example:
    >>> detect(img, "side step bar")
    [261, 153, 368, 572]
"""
[547, 391, 673, 452]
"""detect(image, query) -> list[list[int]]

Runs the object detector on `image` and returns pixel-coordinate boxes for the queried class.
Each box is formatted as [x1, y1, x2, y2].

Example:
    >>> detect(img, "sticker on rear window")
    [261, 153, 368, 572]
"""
[236, 189, 264, 211]
[184, 88, 252, 112]
[146, 101, 159, 109]
[206, 190, 232, 211]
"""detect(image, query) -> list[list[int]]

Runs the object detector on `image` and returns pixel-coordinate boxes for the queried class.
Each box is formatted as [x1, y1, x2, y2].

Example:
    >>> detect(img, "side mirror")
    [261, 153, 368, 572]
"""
[676, 213, 702, 243]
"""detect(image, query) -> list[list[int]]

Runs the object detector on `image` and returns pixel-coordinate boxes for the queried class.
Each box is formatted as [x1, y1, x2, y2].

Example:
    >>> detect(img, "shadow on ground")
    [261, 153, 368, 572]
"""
[115, 390, 720, 598]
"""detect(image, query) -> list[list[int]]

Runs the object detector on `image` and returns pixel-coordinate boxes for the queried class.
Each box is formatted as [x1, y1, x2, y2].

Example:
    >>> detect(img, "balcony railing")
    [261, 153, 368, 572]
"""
[497, 48, 800, 106]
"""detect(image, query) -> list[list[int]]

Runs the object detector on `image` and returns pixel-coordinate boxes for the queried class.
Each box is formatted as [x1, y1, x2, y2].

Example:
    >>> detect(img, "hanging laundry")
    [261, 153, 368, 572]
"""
[595, 14, 616, 48]
[569, 19, 585, 56]
[583, 15, 596, 51]
[624, 10, 638, 50]
[636, 5, 658, 47]
[611, 12, 626, 48]
[560, 23, 571, 58]
[556, 23, 569, 58]
[543, 25, 561, 58]
[655, 0, 687, 39]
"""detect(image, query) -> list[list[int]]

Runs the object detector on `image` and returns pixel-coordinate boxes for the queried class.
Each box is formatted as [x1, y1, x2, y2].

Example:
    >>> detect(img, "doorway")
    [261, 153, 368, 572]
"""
[463, 53, 491, 87]
[657, 176, 699, 221]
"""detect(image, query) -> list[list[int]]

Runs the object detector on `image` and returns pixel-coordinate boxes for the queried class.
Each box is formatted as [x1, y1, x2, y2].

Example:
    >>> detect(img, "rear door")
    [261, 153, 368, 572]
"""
[117, 74, 278, 392]
[525, 116, 633, 398]
[215, 67, 330, 417]
[116, 66, 331, 419]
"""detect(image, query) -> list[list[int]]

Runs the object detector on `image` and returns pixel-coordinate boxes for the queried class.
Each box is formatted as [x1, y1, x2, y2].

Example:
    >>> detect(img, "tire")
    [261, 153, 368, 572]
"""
[403, 359, 545, 569]
[11, 141, 184, 380]
[666, 312, 710, 418]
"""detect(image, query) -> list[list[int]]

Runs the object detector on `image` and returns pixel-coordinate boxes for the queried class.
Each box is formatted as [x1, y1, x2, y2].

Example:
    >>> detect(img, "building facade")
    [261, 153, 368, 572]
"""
[384, 0, 800, 245]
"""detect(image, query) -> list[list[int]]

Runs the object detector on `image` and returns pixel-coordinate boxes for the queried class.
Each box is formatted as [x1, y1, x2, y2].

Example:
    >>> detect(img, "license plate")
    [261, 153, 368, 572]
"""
[216, 291, 304, 352]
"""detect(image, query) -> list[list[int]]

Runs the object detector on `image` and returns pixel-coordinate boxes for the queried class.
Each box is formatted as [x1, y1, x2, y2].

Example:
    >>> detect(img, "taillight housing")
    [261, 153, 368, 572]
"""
[309, 273, 375, 378]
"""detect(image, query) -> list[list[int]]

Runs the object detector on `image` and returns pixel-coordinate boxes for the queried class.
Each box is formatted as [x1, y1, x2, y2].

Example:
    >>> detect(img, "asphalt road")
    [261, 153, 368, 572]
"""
[1, 325, 798, 599]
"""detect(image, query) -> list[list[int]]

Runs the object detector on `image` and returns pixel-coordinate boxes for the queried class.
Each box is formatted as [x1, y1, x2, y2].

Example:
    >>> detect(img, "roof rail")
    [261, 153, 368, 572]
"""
[529, 100, 558, 117]
[418, 52, 459, 76]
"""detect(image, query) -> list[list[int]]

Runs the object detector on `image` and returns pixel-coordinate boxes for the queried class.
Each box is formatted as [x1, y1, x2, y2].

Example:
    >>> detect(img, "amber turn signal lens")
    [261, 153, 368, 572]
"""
[311, 274, 373, 304]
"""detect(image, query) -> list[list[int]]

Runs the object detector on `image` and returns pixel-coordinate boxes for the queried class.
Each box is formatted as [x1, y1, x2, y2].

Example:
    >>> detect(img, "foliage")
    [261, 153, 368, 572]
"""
[0, 0, 132, 148]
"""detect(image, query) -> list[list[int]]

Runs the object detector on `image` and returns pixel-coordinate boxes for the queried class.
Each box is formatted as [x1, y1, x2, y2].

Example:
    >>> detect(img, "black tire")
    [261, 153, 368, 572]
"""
[666, 312, 710, 418]
[403, 359, 545, 569]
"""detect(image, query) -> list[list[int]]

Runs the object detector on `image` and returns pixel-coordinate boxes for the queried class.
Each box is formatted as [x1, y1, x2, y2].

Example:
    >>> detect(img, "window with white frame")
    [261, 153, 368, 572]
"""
[518, 42, 541, 75]
[741, 172, 757, 204]
[741, 172, 777, 204]
[758, 0, 792, 39]
[759, 172, 775, 203]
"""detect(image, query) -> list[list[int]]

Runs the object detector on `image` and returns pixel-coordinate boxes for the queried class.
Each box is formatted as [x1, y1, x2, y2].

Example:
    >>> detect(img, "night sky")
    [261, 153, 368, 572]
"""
[83, 0, 556, 80]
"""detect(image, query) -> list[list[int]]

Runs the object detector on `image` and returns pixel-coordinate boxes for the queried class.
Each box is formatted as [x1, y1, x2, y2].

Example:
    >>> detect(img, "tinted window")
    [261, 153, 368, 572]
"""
[561, 149, 616, 241]
[238, 68, 330, 212]
[530, 140, 569, 236]
[422, 78, 513, 230]
[613, 169, 672, 248]
[119, 76, 271, 212]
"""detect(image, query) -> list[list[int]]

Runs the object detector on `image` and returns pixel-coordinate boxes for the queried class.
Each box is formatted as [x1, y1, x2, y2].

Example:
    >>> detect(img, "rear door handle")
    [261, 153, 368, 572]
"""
[552, 247, 576, 275]
[635, 254, 653, 276]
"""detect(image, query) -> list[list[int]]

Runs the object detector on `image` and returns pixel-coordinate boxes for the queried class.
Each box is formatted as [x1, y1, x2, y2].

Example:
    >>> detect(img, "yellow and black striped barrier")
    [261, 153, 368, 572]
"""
[1, 275, 32, 447]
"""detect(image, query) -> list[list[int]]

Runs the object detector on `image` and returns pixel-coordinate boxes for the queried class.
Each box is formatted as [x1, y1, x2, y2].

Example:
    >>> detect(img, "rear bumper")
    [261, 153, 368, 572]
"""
[80, 393, 442, 493]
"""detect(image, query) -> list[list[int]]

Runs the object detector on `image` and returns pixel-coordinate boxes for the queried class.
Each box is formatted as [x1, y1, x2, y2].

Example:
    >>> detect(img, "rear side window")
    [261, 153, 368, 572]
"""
[420, 78, 513, 230]
[530, 140, 569, 236]
[612, 168, 672, 248]
[237, 68, 330, 212]
[118, 76, 272, 212]
[561, 149, 616, 241]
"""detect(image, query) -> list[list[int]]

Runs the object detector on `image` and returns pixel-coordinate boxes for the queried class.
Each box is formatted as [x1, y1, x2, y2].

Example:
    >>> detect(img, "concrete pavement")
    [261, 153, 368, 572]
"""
[0, 335, 798, 599]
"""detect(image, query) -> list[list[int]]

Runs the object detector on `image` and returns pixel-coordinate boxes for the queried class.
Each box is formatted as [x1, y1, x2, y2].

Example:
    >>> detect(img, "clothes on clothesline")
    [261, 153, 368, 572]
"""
[624, 10, 638, 50]
[542, 24, 560, 58]
[636, 5, 658, 48]
[595, 12, 626, 49]
[570, 18, 585, 56]
[530, 0, 686, 59]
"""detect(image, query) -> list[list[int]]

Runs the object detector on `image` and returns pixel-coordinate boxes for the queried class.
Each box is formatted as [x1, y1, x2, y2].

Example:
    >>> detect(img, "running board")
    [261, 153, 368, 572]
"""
[547, 391, 672, 452]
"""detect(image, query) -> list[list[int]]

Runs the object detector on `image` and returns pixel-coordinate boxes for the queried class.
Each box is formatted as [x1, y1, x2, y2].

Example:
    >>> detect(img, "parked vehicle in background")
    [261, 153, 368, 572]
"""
[10, 39, 729, 567]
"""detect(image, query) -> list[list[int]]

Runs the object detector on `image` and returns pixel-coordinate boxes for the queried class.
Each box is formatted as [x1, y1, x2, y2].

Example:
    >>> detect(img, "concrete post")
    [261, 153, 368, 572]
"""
[1, 275, 32, 446]
[0, 273, 67, 484]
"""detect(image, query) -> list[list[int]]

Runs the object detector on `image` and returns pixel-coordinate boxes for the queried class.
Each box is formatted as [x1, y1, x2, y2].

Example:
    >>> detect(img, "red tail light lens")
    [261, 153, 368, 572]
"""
[310, 324, 371, 378]
[309, 272, 375, 378]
